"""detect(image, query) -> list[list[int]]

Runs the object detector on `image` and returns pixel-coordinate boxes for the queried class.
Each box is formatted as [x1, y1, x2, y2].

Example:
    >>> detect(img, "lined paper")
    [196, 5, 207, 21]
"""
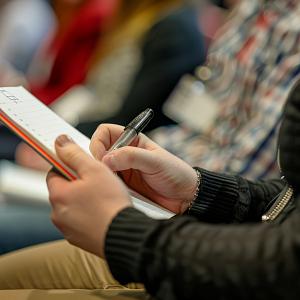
[0, 87, 91, 155]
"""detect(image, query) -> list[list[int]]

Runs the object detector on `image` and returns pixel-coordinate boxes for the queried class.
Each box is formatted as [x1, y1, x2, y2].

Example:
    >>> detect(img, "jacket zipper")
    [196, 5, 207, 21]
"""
[262, 185, 294, 222]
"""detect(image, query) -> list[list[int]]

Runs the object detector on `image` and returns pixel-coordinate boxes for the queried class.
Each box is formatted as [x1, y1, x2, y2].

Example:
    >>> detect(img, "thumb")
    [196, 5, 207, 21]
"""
[103, 146, 159, 174]
[55, 135, 94, 177]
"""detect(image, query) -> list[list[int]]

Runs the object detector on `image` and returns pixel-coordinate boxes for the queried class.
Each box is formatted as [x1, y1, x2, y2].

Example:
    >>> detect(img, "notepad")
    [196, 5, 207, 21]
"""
[0, 86, 91, 180]
[0, 87, 175, 219]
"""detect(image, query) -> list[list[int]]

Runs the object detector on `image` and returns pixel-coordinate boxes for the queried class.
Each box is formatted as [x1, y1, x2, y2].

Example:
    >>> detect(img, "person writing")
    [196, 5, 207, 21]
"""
[45, 84, 300, 298]
[1, 84, 300, 298]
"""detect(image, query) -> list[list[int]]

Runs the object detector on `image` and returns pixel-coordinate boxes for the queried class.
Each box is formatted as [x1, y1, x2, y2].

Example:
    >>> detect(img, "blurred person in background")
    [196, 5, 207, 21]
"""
[73, 0, 206, 136]
[149, 0, 300, 181]
[0, 0, 117, 160]
[28, 0, 118, 105]
[0, 0, 55, 160]
[0, 0, 55, 78]
[0, 0, 118, 104]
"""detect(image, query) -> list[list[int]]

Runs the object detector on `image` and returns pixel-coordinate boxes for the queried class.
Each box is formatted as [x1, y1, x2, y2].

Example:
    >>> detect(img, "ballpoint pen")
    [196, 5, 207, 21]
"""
[108, 108, 154, 152]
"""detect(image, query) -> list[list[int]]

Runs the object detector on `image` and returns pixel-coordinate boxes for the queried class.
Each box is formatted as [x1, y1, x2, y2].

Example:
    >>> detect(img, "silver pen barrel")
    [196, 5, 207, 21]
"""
[109, 128, 137, 152]
[107, 108, 154, 153]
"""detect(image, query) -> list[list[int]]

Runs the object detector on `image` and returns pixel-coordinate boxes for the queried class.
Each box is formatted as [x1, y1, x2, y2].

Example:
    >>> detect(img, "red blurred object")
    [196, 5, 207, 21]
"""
[199, 3, 226, 50]
[30, 0, 117, 105]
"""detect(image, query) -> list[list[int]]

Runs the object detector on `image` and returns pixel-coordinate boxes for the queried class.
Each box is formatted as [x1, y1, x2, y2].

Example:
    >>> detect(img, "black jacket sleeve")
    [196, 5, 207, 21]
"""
[106, 206, 300, 300]
[77, 6, 206, 137]
[105, 174, 295, 300]
[189, 168, 284, 223]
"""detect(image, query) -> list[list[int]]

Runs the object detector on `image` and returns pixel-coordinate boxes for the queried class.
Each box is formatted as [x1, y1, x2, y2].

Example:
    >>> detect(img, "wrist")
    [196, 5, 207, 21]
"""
[180, 168, 201, 214]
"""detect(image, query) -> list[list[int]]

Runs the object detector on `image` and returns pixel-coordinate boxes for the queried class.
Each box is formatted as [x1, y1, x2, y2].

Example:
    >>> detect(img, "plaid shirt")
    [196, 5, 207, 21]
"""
[151, 0, 300, 180]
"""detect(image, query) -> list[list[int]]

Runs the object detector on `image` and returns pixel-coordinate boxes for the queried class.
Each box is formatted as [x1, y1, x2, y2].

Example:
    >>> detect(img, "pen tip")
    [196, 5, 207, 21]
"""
[144, 108, 154, 117]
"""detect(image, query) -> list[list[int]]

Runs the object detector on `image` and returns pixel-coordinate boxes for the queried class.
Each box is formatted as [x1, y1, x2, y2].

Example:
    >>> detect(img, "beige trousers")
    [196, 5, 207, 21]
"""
[0, 240, 147, 300]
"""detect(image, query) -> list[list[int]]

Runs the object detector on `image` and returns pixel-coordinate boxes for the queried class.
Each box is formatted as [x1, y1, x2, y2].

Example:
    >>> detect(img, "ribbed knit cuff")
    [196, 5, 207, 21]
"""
[105, 207, 158, 284]
[189, 168, 239, 223]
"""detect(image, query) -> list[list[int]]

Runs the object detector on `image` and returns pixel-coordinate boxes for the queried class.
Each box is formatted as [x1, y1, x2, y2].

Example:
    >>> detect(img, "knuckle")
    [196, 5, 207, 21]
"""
[51, 207, 68, 232]
[97, 124, 105, 131]
[49, 189, 67, 205]
[93, 124, 106, 138]
[123, 147, 136, 164]
[66, 148, 82, 162]
[89, 142, 100, 159]
[50, 212, 61, 228]
[49, 192, 60, 204]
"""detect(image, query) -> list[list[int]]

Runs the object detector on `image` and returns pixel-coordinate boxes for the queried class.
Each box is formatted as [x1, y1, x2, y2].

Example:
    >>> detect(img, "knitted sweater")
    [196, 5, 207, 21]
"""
[104, 78, 300, 299]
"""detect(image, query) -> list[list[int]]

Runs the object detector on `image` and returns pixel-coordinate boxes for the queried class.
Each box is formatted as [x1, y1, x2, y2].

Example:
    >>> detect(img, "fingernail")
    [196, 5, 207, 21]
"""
[56, 135, 74, 147]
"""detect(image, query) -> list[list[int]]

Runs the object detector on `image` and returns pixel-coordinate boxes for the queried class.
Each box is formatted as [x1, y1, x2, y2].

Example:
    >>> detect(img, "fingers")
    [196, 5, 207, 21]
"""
[103, 146, 160, 174]
[90, 124, 126, 160]
[55, 135, 95, 178]
[46, 170, 69, 206]
[90, 123, 159, 161]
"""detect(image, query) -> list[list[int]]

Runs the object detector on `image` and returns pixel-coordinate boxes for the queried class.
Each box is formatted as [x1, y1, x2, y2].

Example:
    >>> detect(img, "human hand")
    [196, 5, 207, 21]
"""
[90, 124, 198, 215]
[47, 135, 132, 258]
[15, 142, 51, 172]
